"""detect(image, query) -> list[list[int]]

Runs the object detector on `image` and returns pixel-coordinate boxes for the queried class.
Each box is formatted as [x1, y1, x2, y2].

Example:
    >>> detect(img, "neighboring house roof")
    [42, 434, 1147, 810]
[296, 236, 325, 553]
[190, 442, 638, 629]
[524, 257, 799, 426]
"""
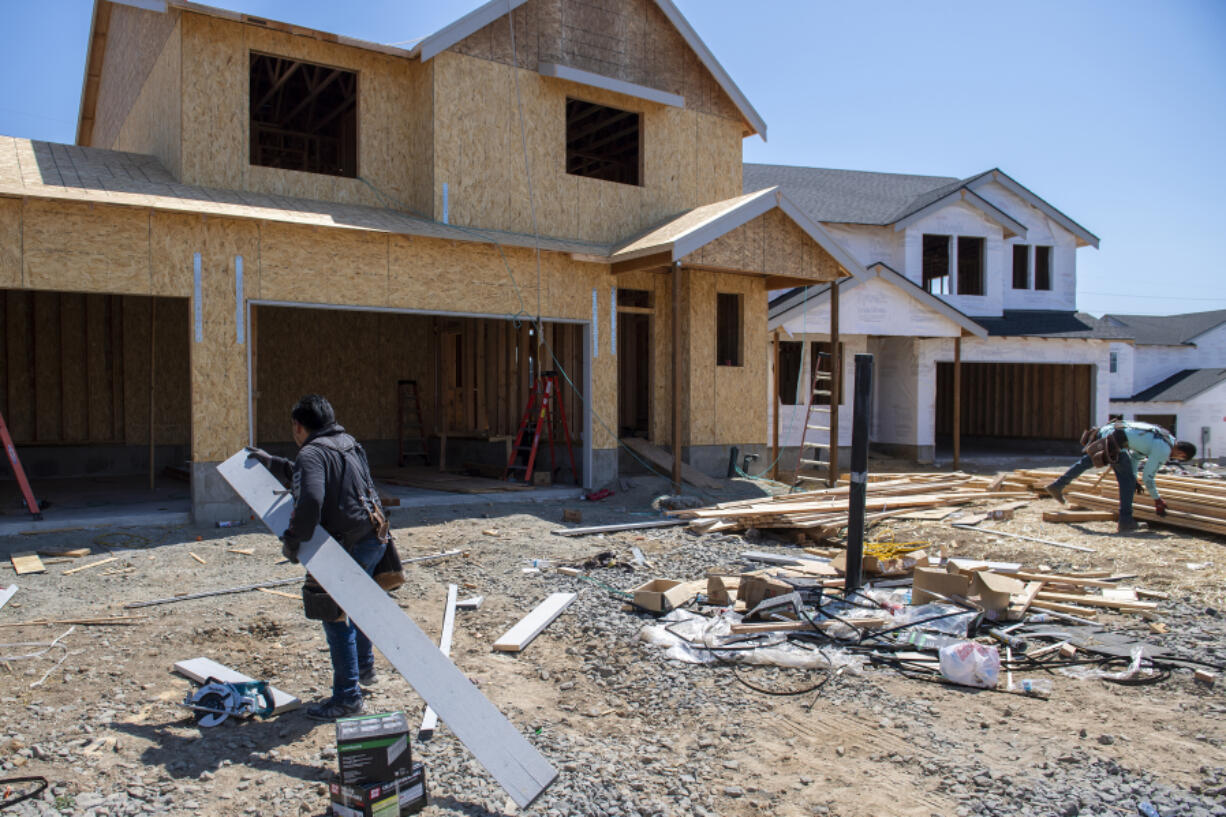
[972, 310, 1132, 340]
[1118, 368, 1226, 403]
[1100, 309, 1226, 347]
[768, 262, 988, 338]
[610, 187, 863, 279]
[0, 136, 607, 256]
[743, 164, 1099, 248]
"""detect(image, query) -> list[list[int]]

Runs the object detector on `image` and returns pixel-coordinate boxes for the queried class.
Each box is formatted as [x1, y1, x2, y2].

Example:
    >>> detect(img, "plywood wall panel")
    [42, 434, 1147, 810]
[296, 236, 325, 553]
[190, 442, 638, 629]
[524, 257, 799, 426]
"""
[91, 5, 181, 150]
[114, 15, 183, 179]
[22, 201, 151, 294]
[0, 198, 20, 288]
[259, 222, 388, 307]
[149, 211, 201, 297]
[179, 13, 245, 190]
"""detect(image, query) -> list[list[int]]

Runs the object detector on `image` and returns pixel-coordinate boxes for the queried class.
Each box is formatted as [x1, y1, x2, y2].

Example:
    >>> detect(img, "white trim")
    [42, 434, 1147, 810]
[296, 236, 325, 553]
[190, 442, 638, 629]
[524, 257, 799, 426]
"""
[413, 0, 531, 61]
[671, 190, 777, 259]
[967, 171, 1099, 248]
[493, 593, 577, 652]
[539, 62, 685, 108]
[419, 583, 458, 738]
[192, 252, 203, 343]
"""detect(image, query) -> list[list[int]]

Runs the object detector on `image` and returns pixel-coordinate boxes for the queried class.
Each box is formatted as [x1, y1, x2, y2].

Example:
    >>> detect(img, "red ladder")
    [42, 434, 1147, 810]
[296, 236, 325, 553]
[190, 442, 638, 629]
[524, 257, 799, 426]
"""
[503, 371, 579, 485]
[396, 379, 430, 466]
[0, 409, 43, 520]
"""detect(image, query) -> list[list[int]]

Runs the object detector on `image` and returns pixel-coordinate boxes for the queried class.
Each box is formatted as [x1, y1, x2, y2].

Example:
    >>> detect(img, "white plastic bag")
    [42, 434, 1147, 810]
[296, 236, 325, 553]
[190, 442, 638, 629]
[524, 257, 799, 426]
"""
[938, 641, 1000, 689]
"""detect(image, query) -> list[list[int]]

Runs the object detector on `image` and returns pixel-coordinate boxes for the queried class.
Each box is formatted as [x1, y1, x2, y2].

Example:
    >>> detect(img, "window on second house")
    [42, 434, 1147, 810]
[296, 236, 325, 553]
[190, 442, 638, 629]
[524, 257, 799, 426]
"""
[250, 54, 357, 177]
[1109, 351, 1118, 373]
[716, 293, 742, 366]
[1034, 245, 1052, 290]
[956, 236, 985, 295]
[922, 234, 951, 294]
[1012, 244, 1030, 289]
[566, 99, 641, 186]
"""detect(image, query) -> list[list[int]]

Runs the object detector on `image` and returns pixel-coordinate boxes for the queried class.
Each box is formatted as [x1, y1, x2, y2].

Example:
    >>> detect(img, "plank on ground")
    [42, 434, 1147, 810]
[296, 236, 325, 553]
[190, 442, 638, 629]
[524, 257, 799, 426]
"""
[11, 553, 45, 575]
[173, 657, 300, 714]
[493, 593, 577, 653]
[420, 583, 459, 739]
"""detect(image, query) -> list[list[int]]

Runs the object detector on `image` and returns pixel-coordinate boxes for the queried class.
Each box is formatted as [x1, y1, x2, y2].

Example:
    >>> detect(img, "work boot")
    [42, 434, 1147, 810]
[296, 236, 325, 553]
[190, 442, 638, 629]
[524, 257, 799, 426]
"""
[305, 696, 364, 722]
[1116, 518, 1142, 534]
[359, 666, 378, 687]
[1045, 483, 1066, 505]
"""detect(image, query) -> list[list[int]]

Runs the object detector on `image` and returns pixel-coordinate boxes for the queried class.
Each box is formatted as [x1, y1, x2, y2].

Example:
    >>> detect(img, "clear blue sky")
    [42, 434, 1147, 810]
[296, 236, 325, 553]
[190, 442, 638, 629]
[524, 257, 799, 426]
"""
[2, 0, 1223, 316]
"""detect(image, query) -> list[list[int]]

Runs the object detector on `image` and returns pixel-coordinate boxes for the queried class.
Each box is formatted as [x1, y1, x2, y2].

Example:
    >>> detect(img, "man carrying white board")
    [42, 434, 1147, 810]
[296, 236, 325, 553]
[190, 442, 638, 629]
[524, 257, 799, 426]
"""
[247, 394, 397, 721]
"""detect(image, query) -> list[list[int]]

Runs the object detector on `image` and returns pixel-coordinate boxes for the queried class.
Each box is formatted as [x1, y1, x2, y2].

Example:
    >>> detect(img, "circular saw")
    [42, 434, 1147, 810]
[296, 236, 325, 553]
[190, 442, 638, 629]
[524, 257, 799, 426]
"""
[182, 677, 275, 727]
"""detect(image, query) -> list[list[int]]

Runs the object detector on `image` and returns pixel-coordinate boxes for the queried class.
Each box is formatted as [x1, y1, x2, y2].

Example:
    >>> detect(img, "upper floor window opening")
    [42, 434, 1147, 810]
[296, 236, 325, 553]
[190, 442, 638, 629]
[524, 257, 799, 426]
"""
[922, 234, 951, 295]
[1012, 244, 1030, 289]
[956, 236, 985, 296]
[716, 292, 742, 366]
[566, 99, 641, 186]
[250, 53, 357, 178]
[1034, 246, 1052, 290]
[1109, 351, 1118, 374]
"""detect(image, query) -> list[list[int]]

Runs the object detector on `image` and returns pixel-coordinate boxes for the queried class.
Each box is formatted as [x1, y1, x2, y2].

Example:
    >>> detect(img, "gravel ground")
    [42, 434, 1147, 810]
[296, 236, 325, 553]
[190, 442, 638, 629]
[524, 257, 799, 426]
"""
[1, 470, 1225, 817]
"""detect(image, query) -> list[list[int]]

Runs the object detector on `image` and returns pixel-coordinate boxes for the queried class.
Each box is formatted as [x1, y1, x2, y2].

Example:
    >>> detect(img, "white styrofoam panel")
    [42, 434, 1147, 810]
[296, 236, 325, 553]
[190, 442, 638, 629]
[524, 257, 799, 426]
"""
[778, 276, 962, 339]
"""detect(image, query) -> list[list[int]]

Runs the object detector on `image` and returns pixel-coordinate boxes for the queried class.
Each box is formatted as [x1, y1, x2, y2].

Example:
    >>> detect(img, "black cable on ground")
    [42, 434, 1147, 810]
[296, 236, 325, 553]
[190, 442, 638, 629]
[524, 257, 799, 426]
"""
[1, 776, 49, 810]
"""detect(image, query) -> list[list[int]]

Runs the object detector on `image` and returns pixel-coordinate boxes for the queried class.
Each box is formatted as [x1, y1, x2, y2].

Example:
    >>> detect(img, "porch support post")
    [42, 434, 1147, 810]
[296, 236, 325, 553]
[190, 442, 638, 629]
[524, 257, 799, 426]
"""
[771, 330, 780, 480]
[671, 262, 682, 494]
[953, 335, 962, 470]
[828, 280, 841, 487]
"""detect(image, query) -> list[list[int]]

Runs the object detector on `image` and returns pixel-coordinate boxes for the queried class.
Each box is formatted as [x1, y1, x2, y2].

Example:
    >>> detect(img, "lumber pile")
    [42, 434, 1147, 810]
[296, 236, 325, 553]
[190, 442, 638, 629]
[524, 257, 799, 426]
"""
[669, 473, 1030, 539]
[1012, 469, 1226, 537]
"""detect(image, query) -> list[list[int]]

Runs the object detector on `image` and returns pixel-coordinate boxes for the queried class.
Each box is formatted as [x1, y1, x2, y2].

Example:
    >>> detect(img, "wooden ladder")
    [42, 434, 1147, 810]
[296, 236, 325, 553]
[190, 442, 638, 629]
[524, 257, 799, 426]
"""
[0, 408, 43, 520]
[396, 379, 430, 467]
[503, 371, 579, 485]
[795, 351, 836, 489]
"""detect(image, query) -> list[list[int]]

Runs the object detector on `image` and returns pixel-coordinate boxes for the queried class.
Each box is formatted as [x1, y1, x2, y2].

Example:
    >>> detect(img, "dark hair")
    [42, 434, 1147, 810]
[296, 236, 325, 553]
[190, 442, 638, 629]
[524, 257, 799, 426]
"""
[291, 394, 334, 433]
[1173, 441, 1197, 460]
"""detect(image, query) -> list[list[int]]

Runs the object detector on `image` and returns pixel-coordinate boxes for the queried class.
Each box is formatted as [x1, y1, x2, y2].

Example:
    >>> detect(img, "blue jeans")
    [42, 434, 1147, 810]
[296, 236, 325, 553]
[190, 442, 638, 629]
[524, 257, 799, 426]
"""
[320, 533, 386, 702]
[1052, 449, 1136, 523]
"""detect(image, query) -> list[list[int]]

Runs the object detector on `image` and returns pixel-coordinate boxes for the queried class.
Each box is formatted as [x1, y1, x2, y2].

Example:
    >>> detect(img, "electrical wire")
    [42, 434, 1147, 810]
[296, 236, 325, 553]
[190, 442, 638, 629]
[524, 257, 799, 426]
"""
[0, 776, 49, 810]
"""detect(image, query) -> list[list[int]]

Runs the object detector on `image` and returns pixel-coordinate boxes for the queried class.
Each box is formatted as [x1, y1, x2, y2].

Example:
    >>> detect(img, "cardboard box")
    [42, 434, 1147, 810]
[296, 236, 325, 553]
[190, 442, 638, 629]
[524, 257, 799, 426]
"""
[632, 579, 691, 613]
[330, 762, 428, 817]
[706, 574, 740, 605]
[969, 571, 1026, 615]
[912, 567, 971, 606]
[736, 574, 794, 609]
[336, 712, 412, 786]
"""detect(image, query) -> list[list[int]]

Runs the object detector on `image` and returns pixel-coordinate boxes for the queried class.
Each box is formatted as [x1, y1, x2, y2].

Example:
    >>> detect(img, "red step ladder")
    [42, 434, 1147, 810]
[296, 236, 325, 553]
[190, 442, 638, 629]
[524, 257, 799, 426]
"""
[0, 409, 43, 520]
[503, 371, 579, 485]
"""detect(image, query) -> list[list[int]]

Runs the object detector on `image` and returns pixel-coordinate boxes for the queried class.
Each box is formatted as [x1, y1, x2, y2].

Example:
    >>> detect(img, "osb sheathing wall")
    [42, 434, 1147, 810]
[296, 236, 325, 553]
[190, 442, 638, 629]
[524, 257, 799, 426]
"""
[112, 13, 183, 179]
[0, 291, 189, 447]
[433, 51, 743, 244]
[687, 210, 844, 285]
[178, 11, 434, 216]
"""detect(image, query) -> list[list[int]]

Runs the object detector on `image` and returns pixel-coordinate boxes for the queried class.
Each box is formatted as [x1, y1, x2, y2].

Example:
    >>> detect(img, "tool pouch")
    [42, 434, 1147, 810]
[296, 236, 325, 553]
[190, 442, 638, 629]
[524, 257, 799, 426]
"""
[1082, 432, 1121, 468]
[373, 535, 405, 591]
[302, 577, 345, 622]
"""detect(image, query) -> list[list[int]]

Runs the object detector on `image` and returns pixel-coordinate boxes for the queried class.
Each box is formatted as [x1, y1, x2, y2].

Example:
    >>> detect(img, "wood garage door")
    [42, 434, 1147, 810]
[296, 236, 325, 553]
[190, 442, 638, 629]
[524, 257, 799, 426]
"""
[936, 362, 1093, 441]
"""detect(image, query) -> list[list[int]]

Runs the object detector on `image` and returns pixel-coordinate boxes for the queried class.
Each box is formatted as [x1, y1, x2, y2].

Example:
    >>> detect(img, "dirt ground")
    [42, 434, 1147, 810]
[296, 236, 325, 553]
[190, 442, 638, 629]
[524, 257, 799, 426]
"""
[1, 462, 1225, 817]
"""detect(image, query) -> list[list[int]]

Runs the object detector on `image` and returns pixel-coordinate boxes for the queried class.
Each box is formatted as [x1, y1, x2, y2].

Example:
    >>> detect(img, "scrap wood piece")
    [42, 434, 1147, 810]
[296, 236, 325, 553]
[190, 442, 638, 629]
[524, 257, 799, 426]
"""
[36, 547, 91, 559]
[189, 552, 207, 565]
[0, 615, 144, 628]
[0, 584, 16, 612]
[403, 548, 464, 564]
[218, 451, 557, 809]
[63, 556, 118, 575]
[1042, 510, 1115, 523]
[552, 519, 685, 537]
[256, 587, 298, 600]
[10, 553, 45, 575]
[173, 657, 299, 714]
[951, 524, 1095, 553]
[420, 583, 459, 739]
[620, 437, 723, 492]
[1006, 581, 1044, 620]
[227, 548, 254, 556]
[1034, 591, 1157, 611]
[493, 593, 577, 653]
[456, 595, 484, 610]
[1028, 599, 1099, 619]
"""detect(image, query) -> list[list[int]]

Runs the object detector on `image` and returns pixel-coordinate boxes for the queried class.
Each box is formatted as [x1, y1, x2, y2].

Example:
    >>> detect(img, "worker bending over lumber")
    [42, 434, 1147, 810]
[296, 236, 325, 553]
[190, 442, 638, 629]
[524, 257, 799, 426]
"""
[1045, 420, 1196, 533]
[247, 394, 402, 721]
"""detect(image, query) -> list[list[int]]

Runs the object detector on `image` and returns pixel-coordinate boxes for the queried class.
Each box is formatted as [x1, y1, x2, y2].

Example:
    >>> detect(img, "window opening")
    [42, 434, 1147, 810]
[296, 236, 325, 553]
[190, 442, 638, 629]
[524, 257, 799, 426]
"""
[778, 341, 802, 405]
[1109, 351, 1118, 374]
[956, 236, 985, 295]
[250, 53, 357, 177]
[566, 99, 641, 186]
[716, 293, 742, 366]
[1012, 244, 1030, 289]
[1034, 245, 1052, 290]
[617, 289, 651, 308]
[922, 235, 951, 295]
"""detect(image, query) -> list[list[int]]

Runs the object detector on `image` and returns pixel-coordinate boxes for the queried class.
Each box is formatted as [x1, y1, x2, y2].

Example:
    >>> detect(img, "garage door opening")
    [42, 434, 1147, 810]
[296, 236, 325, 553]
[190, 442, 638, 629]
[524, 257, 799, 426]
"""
[0, 290, 191, 529]
[250, 305, 587, 498]
[936, 361, 1093, 455]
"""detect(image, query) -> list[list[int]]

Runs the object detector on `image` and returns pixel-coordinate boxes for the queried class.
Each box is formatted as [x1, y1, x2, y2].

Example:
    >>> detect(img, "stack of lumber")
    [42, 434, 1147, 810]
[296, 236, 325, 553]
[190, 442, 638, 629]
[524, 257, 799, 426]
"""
[1011, 469, 1226, 537]
[669, 474, 1030, 538]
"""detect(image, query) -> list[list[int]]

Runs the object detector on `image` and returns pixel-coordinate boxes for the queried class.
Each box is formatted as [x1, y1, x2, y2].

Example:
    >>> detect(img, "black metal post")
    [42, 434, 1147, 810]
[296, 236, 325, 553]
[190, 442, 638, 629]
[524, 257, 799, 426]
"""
[844, 353, 874, 596]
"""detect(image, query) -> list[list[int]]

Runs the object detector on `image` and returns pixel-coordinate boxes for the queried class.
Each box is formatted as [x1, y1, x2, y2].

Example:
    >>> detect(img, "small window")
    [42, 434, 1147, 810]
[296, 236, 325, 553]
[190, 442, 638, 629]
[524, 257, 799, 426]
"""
[1109, 351, 1118, 373]
[617, 289, 651, 308]
[1012, 244, 1030, 289]
[250, 54, 357, 177]
[566, 99, 641, 186]
[716, 293, 741, 366]
[922, 234, 951, 294]
[777, 341, 803, 404]
[956, 236, 985, 295]
[1034, 246, 1052, 290]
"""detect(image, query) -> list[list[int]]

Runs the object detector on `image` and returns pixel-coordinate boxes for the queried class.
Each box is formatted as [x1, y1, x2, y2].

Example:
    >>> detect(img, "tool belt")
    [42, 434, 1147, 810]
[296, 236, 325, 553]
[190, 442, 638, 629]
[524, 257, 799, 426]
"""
[372, 535, 404, 591]
[1080, 422, 1126, 468]
[302, 577, 346, 622]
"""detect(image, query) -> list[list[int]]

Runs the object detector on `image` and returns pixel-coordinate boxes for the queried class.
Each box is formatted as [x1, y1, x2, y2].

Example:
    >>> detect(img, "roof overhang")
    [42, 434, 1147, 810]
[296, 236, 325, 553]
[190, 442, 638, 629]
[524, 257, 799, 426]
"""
[967, 169, 1100, 248]
[893, 187, 1028, 240]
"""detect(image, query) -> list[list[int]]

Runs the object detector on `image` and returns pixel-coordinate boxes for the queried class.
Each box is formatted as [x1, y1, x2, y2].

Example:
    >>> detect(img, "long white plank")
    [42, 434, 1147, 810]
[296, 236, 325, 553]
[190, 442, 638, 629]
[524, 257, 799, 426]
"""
[0, 584, 17, 612]
[217, 452, 556, 808]
[419, 583, 458, 739]
[493, 593, 577, 653]
[173, 656, 300, 714]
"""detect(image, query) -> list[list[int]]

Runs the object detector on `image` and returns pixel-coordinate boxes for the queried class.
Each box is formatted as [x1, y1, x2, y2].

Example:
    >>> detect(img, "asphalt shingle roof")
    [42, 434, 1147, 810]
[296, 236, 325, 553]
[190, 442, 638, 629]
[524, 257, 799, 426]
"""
[743, 164, 966, 225]
[1101, 310, 1226, 346]
[972, 311, 1134, 340]
[1124, 368, 1226, 403]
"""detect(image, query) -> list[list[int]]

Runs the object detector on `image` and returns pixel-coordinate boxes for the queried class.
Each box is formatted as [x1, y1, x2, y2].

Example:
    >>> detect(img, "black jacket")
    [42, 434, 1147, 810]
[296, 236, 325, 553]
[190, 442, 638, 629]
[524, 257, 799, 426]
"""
[268, 424, 377, 549]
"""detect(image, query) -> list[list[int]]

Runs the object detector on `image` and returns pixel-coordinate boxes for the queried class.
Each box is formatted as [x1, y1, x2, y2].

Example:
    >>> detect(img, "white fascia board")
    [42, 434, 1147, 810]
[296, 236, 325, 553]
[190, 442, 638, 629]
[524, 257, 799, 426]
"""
[413, 0, 530, 61]
[671, 188, 778, 260]
[539, 62, 685, 108]
[967, 170, 1100, 249]
[776, 193, 868, 278]
[650, 0, 768, 140]
[892, 188, 1027, 240]
[112, 0, 168, 12]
